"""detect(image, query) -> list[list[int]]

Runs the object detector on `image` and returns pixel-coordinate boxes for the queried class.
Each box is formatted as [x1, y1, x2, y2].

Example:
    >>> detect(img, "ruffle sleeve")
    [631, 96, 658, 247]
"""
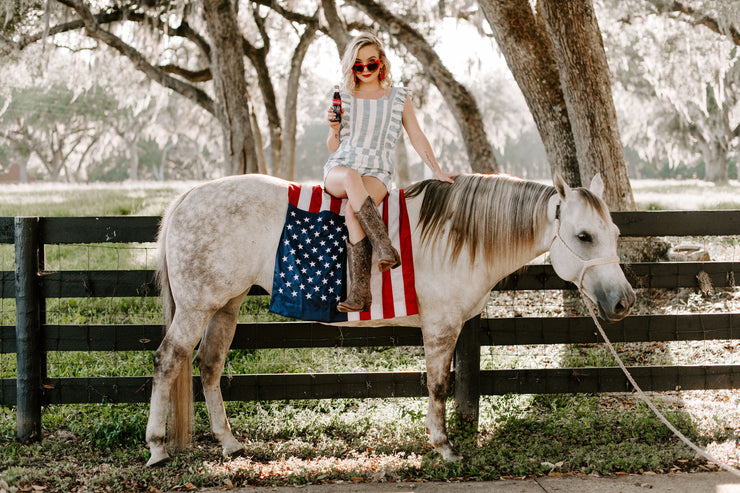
[385, 87, 410, 149]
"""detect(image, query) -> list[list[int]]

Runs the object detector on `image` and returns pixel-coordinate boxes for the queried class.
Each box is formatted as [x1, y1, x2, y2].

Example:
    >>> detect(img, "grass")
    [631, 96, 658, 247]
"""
[1, 179, 739, 491]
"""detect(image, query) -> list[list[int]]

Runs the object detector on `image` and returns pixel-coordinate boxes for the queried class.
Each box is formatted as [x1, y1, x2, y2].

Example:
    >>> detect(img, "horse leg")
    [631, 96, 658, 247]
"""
[423, 327, 463, 462]
[146, 308, 212, 466]
[196, 295, 245, 458]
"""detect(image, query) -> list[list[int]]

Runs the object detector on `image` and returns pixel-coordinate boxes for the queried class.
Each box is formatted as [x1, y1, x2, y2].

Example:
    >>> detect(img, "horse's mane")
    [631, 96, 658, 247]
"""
[404, 174, 558, 267]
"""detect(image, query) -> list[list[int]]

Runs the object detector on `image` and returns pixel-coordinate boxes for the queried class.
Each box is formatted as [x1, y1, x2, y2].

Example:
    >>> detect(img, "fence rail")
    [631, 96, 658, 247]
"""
[0, 212, 739, 442]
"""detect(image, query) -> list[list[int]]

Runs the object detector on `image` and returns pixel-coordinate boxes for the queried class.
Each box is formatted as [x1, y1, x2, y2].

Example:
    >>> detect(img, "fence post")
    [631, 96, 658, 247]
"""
[453, 315, 481, 437]
[15, 217, 42, 443]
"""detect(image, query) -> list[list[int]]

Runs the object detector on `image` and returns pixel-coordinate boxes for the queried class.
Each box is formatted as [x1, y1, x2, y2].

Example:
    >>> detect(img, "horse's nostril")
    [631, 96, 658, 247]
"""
[614, 297, 632, 316]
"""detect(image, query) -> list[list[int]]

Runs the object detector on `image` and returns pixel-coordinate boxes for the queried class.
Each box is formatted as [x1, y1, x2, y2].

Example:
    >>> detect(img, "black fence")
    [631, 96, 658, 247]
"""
[1, 211, 739, 442]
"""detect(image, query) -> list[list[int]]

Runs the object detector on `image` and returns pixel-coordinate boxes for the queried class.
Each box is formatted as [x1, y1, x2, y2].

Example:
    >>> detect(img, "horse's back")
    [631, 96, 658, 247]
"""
[163, 174, 290, 307]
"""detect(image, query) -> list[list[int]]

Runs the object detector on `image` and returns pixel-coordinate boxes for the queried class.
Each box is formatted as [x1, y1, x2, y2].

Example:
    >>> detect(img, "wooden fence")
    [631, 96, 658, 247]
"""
[1, 211, 739, 442]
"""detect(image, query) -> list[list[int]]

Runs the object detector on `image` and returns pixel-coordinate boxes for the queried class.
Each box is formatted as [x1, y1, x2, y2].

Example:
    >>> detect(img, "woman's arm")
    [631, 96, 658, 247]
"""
[401, 97, 456, 183]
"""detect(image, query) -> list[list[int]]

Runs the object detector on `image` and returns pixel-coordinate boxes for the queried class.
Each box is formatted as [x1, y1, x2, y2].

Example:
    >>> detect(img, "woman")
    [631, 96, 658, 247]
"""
[325, 32, 456, 312]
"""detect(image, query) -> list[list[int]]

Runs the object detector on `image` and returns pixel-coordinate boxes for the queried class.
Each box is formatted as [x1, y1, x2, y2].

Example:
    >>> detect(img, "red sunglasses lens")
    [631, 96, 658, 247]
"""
[353, 61, 379, 73]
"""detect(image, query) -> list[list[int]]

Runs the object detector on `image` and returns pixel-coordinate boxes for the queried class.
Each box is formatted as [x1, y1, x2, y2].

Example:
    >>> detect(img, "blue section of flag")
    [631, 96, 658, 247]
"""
[269, 203, 349, 322]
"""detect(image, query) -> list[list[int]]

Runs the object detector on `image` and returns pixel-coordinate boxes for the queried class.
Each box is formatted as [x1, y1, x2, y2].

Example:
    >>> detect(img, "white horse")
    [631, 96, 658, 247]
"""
[145, 172, 635, 466]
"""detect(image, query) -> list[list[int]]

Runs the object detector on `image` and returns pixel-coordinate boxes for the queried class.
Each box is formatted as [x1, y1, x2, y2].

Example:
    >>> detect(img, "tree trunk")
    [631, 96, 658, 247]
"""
[127, 137, 139, 181]
[480, 0, 581, 187]
[348, 0, 498, 174]
[701, 139, 730, 184]
[243, 10, 282, 175]
[202, 0, 259, 175]
[539, 0, 635, 211]
[321, 0, 351, 57]
[249, 101, 267, 175]
[281, 25, 317, 181]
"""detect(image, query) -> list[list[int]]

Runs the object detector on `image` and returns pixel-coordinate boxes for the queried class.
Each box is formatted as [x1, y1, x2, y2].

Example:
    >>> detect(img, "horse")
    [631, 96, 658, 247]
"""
[144, 172, 635, 466]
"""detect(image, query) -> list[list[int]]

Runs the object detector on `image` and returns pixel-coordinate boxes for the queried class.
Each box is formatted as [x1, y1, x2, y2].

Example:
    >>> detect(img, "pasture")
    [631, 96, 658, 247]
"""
[1, 179, 739, 492]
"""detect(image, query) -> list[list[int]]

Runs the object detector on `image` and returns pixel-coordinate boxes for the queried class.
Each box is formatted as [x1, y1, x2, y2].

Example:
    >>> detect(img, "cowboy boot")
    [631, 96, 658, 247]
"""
[355, 196, 401, 272]
[337, 237, 372, 312]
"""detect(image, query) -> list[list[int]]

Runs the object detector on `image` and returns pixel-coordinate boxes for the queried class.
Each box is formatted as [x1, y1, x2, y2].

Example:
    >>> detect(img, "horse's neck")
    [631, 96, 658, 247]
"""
[488, 215, 557, 287]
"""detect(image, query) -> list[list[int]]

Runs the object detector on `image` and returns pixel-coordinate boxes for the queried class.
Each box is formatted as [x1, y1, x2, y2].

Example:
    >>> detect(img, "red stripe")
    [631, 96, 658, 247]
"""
[399, 190, 418, 314]
[288, 183, 301, 206]
[309, 185, 323, 212]
[329, 194, 342, 214]
[381, 197, 395, 319]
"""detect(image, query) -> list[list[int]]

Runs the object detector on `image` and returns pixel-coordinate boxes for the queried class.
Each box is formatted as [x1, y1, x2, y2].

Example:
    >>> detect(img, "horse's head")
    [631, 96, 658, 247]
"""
[547, 173, 635, 322]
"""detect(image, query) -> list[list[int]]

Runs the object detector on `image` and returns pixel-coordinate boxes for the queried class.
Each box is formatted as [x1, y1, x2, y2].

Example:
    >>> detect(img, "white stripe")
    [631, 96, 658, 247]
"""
[386, 192, 406, 316]
[320, 191, 333, 212]
[362, 98, 377, 151]
[296, 185, 313, 211]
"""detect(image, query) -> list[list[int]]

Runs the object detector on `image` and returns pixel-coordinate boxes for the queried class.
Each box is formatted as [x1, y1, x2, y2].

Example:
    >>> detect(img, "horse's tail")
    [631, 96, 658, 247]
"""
[156, 191, 194, 451]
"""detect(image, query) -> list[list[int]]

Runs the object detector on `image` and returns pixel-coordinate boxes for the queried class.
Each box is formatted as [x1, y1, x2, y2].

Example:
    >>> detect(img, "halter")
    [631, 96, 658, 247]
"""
[551, 203, 621, 299]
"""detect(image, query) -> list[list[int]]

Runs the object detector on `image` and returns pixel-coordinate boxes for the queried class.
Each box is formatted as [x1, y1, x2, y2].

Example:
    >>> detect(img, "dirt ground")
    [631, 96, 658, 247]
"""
[189, 471, 740, 493]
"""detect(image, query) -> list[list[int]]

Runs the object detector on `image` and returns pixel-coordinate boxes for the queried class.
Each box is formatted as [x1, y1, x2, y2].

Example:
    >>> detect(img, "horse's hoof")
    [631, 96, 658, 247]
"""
[146, 450, 171, 467]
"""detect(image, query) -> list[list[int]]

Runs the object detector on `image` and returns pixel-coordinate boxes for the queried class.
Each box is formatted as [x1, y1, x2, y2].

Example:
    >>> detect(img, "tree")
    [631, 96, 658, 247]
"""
[480, 0, 581, 187]
[603, 0, 740, 184]
[482, 0, 635, 210]
[0, 84, 115, 181]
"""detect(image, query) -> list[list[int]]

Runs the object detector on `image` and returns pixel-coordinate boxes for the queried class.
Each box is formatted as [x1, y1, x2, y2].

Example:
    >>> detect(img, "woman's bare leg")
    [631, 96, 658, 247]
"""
[324, 166, 387, 243]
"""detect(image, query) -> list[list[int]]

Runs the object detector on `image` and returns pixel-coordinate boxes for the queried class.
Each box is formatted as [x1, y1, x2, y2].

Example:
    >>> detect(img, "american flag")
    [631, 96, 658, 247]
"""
[269, 184, 418, 323]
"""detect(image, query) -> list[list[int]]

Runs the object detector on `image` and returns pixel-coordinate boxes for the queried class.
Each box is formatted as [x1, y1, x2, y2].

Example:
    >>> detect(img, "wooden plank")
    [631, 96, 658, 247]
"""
[33, 372, 430, 404]
[454, 317, 481, 430]
[0, 217, 13, 244]
[612, 210, 740, 237]
[0, 378, 16, 406]
[4, 364, 739, 405]
[496, 262, 740, 291]
[40, 270, 158, 298]
[38, 271, 269, 298]
[28, 261, 735, 300]
[14, 217, 43, 442]
[624, 262, 740, 290]
[0, 271, 13, 298]
[1, 211, 738, 246]
[0, 313, 736, 354]
[481, 313, 740, 346]
[230, 322, 423, 349]
[0, 326, 16, 353]
[40, 217, 160, 244]
[479, 365, 740, 395]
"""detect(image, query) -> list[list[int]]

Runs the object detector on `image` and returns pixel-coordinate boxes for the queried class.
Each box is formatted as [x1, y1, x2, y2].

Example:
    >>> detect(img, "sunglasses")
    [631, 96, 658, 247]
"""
[352, 60, 380, 74]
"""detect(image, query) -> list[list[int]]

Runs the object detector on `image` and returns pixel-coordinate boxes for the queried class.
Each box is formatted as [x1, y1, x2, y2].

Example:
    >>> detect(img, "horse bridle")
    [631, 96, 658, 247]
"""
[551, 203, 621, 298]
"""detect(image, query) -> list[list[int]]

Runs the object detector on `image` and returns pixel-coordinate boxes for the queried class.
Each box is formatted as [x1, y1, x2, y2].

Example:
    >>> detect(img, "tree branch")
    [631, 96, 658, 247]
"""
[648, 0, 740, 46]
[320, 0, 351, 55]
[159, 64, 212, 82]
[8, 7, 211, 59]
[55, 0, 215, 115]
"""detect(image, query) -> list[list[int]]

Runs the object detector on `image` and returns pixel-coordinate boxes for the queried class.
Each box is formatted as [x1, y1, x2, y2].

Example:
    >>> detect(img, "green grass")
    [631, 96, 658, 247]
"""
[0, 394, 715, 491]
[1, 180, 739, 491]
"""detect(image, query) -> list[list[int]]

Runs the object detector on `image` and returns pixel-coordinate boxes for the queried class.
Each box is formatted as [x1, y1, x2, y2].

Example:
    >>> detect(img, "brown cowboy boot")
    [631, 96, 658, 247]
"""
[355, 196, 401, 272]
[337, 237, 372, 312]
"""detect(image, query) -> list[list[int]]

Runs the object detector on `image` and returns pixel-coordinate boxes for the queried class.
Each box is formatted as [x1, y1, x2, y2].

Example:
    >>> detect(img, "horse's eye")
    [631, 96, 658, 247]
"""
[577, 232, 593, 243]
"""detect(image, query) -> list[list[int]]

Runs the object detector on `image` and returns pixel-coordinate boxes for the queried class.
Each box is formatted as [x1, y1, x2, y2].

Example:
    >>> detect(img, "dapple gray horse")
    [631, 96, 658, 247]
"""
[145, 172, 635, 466]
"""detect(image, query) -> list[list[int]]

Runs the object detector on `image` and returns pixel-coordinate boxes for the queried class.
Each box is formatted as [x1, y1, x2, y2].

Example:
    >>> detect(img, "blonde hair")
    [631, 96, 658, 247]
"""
[340, 32, 393, 93]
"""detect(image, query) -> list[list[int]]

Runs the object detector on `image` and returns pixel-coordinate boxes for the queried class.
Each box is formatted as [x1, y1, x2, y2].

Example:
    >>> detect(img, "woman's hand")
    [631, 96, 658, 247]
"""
[434, 169, 458, 184]
[327, 108, 343, 130]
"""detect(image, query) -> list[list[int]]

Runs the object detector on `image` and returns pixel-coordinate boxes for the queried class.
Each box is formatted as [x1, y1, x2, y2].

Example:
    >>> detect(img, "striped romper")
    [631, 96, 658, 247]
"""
[324, 86, 410, 190]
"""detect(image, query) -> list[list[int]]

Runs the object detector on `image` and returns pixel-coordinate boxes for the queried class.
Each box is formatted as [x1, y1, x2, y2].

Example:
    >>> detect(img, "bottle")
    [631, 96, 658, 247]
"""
[330, 85, 342, 123]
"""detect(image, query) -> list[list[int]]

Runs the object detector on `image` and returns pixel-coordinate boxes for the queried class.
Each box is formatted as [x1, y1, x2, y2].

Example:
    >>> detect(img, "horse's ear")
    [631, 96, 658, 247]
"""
[553, 172, 571, 199]
[589, 173, 605, 199]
